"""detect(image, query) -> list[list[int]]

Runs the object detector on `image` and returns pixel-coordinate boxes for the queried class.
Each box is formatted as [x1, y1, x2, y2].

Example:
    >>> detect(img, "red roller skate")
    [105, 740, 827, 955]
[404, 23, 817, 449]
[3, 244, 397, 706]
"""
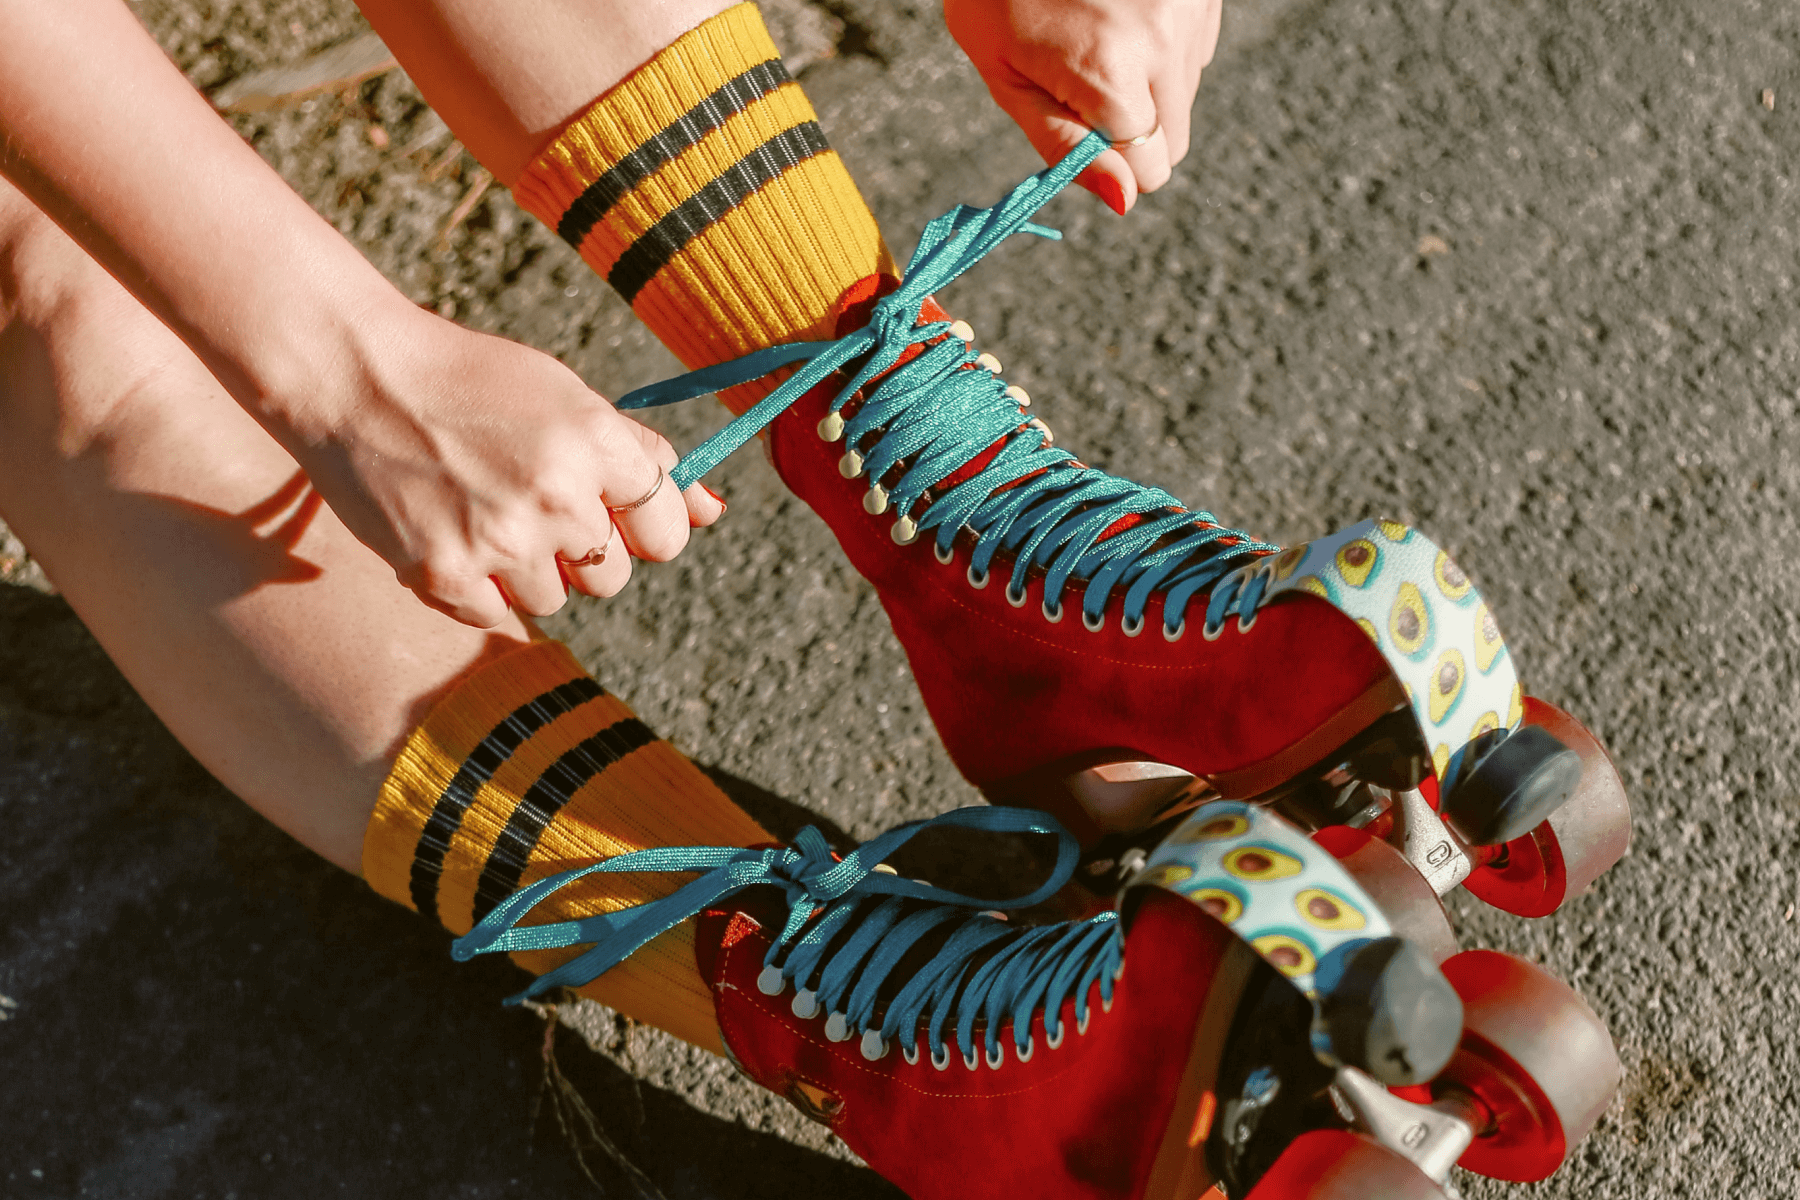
[620, 133, 1630, 927]
[455, 798, 1619, 1198]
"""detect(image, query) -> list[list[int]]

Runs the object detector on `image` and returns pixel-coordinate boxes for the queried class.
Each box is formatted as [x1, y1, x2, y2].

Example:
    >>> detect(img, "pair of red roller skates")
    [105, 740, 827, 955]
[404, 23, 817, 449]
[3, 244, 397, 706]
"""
[482, 132, 1632, 1198]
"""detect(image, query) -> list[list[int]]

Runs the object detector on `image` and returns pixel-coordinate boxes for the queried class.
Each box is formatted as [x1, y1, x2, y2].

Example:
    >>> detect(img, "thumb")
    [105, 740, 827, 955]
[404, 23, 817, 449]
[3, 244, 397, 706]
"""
[986, 76, 1140, 215]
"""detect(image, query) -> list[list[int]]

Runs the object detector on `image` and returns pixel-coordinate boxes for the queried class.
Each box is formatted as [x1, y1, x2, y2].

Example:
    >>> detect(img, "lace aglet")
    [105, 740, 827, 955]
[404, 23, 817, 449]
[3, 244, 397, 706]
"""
[1020, 221, 1063, 241]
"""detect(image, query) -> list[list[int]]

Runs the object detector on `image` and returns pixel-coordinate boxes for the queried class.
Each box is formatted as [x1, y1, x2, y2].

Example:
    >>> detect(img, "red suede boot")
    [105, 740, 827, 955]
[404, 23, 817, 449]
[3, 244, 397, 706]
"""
[621, 133, 1625, 911]
[455, 801, 1618, 1199]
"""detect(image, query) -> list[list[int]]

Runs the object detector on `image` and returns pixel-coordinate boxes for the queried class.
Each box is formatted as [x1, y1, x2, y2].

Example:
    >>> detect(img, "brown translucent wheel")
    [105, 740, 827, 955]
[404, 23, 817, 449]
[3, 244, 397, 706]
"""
[1462, 698, 1631, 917]
[1243, 1129, 1446, 1199]
[1314, 825, 1459, 964]
[1435, 950, 1621, 1182]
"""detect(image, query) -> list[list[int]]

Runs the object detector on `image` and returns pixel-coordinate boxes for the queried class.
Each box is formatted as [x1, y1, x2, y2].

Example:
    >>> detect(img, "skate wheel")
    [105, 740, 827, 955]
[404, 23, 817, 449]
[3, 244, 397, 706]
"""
[1315, 826, 1458, 964]
[1243, 1129, 1445, 1199]
[1435, 950, 1621, 1182]
[1441, 725, 1583, 846]
[1462, 699, 1632, 917]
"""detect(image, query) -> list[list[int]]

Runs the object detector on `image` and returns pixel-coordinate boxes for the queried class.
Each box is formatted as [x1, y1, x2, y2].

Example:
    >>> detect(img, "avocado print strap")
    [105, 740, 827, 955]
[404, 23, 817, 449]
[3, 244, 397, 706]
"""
[1135, 800, 1394, 1000]
[1211, 518, 1524, 792]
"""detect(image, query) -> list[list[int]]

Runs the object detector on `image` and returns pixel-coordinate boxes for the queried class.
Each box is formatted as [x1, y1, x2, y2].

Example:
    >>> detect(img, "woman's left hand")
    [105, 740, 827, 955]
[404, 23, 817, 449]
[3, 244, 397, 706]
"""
[944, 0, 1224, 214]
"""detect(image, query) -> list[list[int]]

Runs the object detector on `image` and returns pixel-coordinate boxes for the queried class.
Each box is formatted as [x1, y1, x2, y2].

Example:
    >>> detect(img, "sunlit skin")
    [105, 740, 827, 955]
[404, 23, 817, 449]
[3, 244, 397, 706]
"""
[0, 0, 1225, 869]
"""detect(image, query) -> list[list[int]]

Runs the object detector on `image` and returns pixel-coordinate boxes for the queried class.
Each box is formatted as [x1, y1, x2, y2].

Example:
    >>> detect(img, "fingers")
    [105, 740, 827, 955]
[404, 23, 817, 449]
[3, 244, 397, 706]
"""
[683, 481, 727, 528]
[986, 78, 1140, 214]
[399, 562, 513, 629]
[556, 523, 634, 600]
[945, 0, 1225, 212]
[600, 421, 692, 563]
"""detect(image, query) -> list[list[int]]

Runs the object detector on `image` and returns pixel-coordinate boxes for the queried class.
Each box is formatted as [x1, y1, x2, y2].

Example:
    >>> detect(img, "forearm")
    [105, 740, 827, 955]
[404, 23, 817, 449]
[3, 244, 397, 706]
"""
[0, 0, 398, 450]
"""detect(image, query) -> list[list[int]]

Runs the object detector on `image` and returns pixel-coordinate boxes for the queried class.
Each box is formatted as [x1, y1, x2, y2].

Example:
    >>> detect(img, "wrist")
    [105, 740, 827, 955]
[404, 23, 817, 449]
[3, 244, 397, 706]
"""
[225, 252, 419, 457]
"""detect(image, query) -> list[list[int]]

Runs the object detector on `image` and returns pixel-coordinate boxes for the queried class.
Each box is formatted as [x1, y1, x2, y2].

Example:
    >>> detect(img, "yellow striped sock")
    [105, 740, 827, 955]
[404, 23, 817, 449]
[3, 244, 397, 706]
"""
[362, 638, 771, 1054]
[512, 1, 892, 413]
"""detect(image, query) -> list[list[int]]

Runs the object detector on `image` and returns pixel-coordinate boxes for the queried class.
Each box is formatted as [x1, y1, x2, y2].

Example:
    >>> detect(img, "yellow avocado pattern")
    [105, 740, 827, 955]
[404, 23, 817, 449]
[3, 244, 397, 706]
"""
[1236, 518, 1523, 790]
[1138, 801, 1395, 998]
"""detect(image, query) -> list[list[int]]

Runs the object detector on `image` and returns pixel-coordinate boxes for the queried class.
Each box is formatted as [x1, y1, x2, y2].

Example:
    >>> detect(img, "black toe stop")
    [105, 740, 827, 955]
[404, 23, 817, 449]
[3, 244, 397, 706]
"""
[1317, 937, 1464, 1086]
[1443, 724, 1584, 847]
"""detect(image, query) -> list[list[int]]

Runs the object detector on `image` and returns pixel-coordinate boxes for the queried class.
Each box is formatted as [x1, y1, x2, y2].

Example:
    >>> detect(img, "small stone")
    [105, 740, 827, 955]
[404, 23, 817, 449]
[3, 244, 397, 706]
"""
[1763, 88, 1776, 111]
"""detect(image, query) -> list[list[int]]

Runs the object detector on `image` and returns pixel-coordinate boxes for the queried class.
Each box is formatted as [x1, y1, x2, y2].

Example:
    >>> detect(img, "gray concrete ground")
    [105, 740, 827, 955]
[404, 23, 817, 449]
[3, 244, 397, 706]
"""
[4, 0, 1799, 1195]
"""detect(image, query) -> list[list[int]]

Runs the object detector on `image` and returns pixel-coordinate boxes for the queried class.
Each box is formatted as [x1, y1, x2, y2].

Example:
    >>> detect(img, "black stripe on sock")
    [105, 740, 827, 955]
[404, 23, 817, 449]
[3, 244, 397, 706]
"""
[558, 58, 793, 250]
[607, 121, 831, 305]
[408, 676, 605, 918]
[469, 717, 659, 924]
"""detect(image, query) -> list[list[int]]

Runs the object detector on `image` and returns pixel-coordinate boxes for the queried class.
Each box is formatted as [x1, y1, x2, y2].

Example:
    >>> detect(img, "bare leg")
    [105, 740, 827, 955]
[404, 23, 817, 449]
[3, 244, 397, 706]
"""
[0, 180, 533, 872]
[357, 0, 736, 185]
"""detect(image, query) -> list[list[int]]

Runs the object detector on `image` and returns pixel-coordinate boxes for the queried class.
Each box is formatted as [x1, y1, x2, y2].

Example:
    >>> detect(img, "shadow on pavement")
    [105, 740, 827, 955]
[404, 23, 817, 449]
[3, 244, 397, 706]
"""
[0, 582, 898, 1199]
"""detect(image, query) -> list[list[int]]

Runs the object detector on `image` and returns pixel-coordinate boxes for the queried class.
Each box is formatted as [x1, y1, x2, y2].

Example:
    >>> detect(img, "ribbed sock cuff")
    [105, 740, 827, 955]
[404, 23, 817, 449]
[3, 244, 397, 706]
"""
[364, 639, 770, 1052]
[513, 2, 891, 410]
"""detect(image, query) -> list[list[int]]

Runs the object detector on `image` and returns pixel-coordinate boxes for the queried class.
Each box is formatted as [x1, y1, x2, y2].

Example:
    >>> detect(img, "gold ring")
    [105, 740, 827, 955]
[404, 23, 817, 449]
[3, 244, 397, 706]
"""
[556, 525, 613, 568]
[607, 469, 666, 514]
[1108, 124, 1161, 149]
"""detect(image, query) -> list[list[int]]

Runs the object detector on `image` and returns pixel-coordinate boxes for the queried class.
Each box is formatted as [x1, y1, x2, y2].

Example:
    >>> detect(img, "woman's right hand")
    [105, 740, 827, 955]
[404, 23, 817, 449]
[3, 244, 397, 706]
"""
[292, 299, 723, 628]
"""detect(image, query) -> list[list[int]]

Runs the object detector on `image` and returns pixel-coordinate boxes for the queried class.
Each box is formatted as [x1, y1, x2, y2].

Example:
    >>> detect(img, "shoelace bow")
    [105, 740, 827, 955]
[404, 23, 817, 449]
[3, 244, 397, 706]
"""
[452, 805, 1122, 1066]
[619, 131, 1279, 636]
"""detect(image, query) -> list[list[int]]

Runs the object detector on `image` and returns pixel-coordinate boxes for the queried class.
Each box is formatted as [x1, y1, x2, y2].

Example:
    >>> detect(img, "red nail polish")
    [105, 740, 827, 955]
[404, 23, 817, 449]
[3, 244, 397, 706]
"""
[703, 485, 727, 513]
[1098, 176, 1128, 216]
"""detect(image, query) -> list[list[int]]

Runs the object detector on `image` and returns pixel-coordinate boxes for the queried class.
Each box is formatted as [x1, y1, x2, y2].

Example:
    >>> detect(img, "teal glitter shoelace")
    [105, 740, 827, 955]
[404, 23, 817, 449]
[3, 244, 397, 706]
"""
[619, 132, 1278, 637]
[452, 805, 1122, 1067]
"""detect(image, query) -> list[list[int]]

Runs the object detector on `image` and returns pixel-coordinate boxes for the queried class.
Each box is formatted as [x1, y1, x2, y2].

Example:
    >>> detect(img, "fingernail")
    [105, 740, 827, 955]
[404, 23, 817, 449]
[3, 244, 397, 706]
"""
[1093, 175, 1127, 215]
[703, 485, 727, 513]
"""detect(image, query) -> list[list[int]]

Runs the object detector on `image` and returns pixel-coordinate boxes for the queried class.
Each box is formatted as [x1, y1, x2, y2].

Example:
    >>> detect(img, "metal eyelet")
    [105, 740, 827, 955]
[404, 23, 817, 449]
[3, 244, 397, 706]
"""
[1081, 609, 1105, 633]
[934, 541, 955, 565]
[891, 515, 919, 545]
[817, 411, 845, 441]
[1201, 619, 1226, 641]
[791, 989, 820, 1019]
[931, 1045, 952, 1071]
[864, 484, 889, 515]
[902, 1042, 921, 1066]
[948, 319, 975, 343]
[976, 352, 1003, 374]
[1006, 583, 1028, 608]
[756, 965, 785, 996]
[1076, 1007, 1091, 1036]
[967, 564, 990, 590]
[861, 1030, 890, 1061]
[1121, 613, 1145, 638]
[1162, 618, 1186, 642]
[1237, 608, 1260, 634]
[825, 1012, 852, 1042]
[1006, 384, 1031, 408]
[1102, 991, 1114, 1014]
[985, 1044, 1005, 1070]
[839, 450, 864, 479]
[963, 1045, 981, 1071]
[1045, 1022, 1065, 1050]
[1042, 600, 1065, 624]
[1014, 1035, 1034, 1064]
